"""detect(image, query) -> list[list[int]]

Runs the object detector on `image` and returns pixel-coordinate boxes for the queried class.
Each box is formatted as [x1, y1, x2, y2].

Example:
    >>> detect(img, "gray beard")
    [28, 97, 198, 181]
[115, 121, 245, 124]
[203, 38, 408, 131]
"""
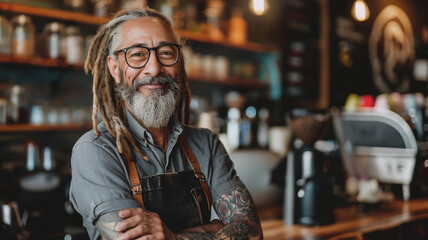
[115, 72, 179, 129]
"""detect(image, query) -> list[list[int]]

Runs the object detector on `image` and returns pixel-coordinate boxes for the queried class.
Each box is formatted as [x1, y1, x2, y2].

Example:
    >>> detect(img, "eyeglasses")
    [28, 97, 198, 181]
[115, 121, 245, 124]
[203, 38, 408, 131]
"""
[114, 43, 181, 69]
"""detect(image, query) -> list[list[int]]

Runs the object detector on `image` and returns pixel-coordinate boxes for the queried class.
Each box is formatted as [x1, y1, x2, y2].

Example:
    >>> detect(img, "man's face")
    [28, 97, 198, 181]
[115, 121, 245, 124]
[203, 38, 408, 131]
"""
[107, 17, 181, 128]
[108, 17, 180, 96]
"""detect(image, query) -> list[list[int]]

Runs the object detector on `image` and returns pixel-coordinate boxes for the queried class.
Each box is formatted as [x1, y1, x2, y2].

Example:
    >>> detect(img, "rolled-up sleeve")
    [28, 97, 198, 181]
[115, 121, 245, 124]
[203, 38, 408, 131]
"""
[69, 139, 140, 227]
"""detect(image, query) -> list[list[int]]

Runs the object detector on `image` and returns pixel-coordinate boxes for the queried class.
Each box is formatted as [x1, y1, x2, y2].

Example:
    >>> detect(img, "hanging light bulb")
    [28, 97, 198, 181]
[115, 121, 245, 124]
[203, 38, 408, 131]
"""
[249, 0, 269, 16]
[351, 0, 370, 22]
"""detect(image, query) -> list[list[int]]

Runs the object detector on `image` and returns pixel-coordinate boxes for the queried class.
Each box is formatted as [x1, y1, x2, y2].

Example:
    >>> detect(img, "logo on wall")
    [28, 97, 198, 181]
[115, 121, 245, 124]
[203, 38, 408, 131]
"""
[369, 5, 415, 93]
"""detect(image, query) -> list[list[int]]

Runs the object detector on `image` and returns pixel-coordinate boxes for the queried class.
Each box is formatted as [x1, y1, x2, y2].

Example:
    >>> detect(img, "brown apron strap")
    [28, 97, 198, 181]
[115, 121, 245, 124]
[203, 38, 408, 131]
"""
[178, 134, 213, 210]
[123, 151, 145, 208]
[124, 134, 213, 210]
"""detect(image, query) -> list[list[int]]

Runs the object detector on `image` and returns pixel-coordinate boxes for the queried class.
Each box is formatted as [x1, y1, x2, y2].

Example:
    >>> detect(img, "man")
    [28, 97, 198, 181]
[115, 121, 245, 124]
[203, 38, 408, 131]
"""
[69, 8, 263, 240]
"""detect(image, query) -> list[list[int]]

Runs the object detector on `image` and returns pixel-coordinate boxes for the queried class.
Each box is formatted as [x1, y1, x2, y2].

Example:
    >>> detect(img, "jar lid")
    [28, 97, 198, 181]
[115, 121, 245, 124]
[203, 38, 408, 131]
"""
[12, 14, 33, 25]
[44, 22, 65, 33]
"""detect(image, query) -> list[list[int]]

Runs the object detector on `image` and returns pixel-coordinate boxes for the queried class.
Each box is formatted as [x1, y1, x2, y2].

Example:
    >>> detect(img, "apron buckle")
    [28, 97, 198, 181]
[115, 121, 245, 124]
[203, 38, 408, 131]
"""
[194, 172, 207, 182]
[130, 184, 142, 195]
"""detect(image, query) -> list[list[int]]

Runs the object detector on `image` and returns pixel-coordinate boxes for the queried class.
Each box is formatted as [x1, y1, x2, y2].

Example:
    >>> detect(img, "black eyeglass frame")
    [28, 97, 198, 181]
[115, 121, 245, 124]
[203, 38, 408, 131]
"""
[114, 43, 182, 69]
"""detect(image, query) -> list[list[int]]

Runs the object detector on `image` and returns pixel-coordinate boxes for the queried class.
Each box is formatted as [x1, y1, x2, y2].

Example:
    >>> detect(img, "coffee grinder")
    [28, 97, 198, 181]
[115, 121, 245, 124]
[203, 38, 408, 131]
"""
[284, 113, 335, 226]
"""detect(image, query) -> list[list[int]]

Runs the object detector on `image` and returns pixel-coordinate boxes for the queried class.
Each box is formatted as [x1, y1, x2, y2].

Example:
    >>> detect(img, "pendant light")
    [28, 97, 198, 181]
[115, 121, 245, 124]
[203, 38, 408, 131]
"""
[351, 0, 370, 22]
[249, 0, 269, 16]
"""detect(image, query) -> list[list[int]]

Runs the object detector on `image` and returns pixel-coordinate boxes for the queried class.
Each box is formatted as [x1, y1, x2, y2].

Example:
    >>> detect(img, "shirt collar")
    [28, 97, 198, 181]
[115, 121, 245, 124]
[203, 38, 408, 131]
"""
[125, 108, 183, 147]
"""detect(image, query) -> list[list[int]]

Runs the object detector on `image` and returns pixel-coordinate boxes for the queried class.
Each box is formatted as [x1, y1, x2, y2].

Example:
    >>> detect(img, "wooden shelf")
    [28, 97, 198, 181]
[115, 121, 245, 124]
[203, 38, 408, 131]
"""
[0, 54, 84, 68]
[0, 123, 92, 133]
[0, 2, 106, 25]
[188, 74, 268, 89]
[0, 2, 275, 89]
[177, 29, 279, 53]
[0, 55, 267, 89]
[0, 3, 277, 53]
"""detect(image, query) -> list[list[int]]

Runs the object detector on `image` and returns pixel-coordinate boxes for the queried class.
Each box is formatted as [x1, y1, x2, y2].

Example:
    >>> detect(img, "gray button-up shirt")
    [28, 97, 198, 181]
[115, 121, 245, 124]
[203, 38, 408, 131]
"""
[69, 110, 244, 239]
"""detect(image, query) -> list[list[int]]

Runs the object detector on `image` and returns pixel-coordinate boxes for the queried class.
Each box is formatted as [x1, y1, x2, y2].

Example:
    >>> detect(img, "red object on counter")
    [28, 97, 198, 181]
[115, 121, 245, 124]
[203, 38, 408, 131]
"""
[359, 94, 375, 108]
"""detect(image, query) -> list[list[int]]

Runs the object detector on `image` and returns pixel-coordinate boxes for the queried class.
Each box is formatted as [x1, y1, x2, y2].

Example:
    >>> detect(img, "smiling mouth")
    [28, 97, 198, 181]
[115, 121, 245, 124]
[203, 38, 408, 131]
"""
[141, 84, 164, 90]
[136, 80, 164, 90]
[136, 82, 168, 95]
[134, 76, 173, 93]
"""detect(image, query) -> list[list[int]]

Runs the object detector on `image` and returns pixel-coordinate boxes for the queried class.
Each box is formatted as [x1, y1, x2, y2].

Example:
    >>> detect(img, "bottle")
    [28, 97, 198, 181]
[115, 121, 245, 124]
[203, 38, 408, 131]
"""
[25, 141, 41, 172]
[257, 108, 269, 148]
[185, 3, 198, 31]
[6, 85, 29, 124]
[43, 146, 55, 171]
[11, 15, 35, 57]
[227, 108, 240, 151]
[240, 106, 257, 148]
[0, 15, 12, 55]
[228, 9, 247, 44]
[205, 0, 226, 40]
[160, 0, 178, 22]
[43, 22, 66, 59]
[93, 0, 119, 17]
[65, 26, 84, 64]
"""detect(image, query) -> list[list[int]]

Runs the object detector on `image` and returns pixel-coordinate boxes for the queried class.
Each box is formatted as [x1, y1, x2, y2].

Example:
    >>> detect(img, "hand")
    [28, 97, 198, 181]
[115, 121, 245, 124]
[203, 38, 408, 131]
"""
[114, 208, 175, 240]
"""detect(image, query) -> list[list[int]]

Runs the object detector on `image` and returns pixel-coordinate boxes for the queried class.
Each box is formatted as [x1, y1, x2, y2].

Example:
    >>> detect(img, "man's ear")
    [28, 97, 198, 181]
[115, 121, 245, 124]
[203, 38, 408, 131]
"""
[107, 55, 121, 84]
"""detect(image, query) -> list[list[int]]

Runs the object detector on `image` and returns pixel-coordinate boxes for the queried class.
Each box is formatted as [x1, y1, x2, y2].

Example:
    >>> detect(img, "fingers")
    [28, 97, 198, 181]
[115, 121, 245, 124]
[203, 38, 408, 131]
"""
[114, 208, 172, 240]
[118, 207, 144, 218]
[115, 212, 145, 232]
[116, 208, 147, 232]
[117, 224, 152, 240]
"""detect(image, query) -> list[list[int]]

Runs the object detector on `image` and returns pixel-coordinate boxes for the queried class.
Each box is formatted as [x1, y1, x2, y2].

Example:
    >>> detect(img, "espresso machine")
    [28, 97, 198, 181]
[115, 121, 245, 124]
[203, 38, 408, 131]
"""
[284, 112, 335, 226]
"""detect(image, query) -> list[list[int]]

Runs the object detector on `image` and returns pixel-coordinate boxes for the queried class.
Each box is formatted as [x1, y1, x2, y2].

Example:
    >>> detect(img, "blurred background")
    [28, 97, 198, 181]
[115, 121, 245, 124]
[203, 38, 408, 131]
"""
[0, 0, 427, 239]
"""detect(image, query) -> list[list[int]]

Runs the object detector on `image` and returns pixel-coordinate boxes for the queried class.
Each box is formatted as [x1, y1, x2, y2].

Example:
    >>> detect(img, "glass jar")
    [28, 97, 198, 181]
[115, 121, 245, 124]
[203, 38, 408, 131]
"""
[43, 22, 66, 59]
[92, 0, 118, 17]
[65, 26, 83, 64]
[63, 0, 87, 12]
[0, 15, 12, 55]
[6, 84, 29, 124]
[11, 15, 35, 57]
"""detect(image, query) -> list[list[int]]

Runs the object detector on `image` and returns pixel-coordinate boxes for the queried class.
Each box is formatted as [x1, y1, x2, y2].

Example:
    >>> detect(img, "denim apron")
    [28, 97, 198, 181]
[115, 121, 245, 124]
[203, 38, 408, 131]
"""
[124, 135, 212, 232]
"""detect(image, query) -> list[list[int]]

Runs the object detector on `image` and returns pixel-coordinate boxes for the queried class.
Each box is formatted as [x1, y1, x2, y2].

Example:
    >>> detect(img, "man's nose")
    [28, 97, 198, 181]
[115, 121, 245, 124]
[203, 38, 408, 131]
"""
[143, 51, 161, 77]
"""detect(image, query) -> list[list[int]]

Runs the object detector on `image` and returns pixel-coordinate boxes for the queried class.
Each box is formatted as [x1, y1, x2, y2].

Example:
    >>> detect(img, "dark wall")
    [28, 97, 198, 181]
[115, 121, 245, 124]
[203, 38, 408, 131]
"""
[329, 0, 428, 106]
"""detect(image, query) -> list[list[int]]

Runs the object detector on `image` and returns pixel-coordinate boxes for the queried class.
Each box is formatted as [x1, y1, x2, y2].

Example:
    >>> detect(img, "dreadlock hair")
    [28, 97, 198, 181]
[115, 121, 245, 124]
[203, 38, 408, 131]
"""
[84, 8, 191, 160]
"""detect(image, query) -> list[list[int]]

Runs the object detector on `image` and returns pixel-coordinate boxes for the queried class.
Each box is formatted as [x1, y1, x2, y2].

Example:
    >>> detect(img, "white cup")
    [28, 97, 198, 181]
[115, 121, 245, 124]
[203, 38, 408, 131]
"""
[198, 112, 216, 132]
[268, 126, 292, 158]
[30, 105, 44, 125]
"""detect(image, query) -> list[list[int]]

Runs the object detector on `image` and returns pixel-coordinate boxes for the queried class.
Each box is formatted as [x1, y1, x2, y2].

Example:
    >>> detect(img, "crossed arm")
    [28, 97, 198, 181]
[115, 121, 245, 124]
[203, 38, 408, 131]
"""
[96, 186, 262, 240]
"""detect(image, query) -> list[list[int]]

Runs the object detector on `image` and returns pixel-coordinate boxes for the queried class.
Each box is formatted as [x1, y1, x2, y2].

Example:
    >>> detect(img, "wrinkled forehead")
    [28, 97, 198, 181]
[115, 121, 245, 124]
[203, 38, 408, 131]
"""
[119, 17, 178, 45]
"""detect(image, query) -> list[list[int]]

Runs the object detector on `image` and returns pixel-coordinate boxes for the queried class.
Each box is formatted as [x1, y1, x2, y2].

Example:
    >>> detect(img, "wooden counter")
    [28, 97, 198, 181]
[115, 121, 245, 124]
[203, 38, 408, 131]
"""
[260, 198, 428, 240]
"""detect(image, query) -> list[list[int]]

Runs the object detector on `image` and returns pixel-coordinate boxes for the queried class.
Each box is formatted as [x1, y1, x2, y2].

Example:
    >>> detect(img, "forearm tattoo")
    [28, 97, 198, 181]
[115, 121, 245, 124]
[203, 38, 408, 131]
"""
[176, 187, 263, 240]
